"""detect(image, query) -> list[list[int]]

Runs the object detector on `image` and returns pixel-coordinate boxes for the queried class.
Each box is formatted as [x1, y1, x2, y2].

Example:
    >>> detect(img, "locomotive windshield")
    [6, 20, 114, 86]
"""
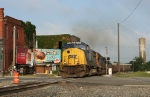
[63, 44, 86, 50]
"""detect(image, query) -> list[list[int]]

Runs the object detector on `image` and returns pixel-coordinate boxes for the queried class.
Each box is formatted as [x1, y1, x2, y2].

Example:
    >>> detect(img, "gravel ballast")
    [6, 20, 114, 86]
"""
[1, 82, 150, 97]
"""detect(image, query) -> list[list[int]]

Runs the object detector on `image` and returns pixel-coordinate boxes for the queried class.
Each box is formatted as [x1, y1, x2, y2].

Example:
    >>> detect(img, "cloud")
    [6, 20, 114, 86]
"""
[71, 21, 117, 47]
[70, 20, 150, 63]
[1, 0, 150, 63]
[37, 22, 71, 35]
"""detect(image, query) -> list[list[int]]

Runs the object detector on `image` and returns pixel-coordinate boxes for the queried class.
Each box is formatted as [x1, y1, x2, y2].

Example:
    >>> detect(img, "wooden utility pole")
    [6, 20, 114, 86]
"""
[1, 12, 4, 77]
[105, 47, 108, 75]
[118, 23, 120, 73]
[13, 26, 16, 69]
[33, 32, 35, 67]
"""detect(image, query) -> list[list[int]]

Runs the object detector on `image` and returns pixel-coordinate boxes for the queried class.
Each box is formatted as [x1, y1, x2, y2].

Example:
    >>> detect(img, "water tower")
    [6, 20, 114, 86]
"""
[139, 38, 146, 63]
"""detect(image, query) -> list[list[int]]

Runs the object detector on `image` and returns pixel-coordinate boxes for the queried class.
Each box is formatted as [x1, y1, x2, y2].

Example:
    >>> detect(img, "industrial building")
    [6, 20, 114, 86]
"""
[0, 8, 26, 72]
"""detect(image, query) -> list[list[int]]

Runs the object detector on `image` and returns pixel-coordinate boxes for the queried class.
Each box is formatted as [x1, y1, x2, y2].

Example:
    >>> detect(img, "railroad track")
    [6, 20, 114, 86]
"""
[0, 80, 66, 96]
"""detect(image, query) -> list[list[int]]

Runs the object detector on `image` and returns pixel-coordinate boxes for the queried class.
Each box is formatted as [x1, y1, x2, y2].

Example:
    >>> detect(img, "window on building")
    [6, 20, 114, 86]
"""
[6, 26, 8, 40]
[12, 31, 13, 38]
[17, 29, 19, 40]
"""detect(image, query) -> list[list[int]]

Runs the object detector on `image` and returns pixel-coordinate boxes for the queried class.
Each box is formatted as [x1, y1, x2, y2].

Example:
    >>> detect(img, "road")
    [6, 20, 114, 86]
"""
[70, 75, 150, 86]
[0, 75, 150, 86]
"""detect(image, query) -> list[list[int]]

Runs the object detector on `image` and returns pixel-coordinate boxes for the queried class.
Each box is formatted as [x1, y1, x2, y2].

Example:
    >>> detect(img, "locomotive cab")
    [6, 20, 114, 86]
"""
[63, 42, 90, 50]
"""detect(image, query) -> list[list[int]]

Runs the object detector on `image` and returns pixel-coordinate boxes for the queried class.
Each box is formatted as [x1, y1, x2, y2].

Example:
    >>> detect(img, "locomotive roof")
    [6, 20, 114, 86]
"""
[67, 42, 89, 46]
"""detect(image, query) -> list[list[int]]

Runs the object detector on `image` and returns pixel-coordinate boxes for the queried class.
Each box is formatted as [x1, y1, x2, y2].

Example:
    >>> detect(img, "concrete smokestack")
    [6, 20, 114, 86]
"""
[139, 38, 146, 63]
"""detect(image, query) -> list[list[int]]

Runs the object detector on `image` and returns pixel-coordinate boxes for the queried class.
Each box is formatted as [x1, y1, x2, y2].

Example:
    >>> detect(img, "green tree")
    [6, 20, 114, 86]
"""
[145, 61, 150, 71]
[37, 34, 71, 49]
[21, 21, 36, 48]
[130, 57, 145, 71]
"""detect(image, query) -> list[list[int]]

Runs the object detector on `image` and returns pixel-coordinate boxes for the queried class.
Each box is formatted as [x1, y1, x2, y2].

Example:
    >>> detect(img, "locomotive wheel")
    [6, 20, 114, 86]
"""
[77, 71, 85, 78]
[98, 68, 102, 75]
[86, 66, 90, 77]
[89, 69, 92, 76]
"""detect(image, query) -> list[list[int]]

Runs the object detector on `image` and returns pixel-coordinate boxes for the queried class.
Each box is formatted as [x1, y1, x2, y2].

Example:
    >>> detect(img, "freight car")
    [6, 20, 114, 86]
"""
[60, 42, 107, 78]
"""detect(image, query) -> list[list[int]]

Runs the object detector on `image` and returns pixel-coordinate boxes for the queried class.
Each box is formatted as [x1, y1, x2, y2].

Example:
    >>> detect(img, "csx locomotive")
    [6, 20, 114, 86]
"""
[60, 42, 108, 78]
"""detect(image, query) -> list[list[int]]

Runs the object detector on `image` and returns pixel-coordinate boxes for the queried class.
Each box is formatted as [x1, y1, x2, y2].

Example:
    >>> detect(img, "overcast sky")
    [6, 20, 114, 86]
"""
[1, 0, 150, 63]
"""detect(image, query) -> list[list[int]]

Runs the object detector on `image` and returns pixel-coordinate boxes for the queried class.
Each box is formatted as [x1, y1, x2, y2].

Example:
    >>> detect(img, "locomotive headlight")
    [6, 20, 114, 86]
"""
[64, 62, 66, 64]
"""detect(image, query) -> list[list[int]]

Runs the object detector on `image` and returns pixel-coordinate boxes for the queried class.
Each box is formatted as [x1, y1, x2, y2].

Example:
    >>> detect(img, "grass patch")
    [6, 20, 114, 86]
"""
[114, 71, 150, 78]
[44, 70, 59, 75]
[20, 74, 36, 76]
[52, 71, 58, 74]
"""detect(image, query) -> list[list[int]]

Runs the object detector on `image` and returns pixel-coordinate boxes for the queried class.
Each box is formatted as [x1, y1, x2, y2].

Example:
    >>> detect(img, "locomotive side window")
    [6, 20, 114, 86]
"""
[86, 45, 90, 50]
[78, 44, 86, 50]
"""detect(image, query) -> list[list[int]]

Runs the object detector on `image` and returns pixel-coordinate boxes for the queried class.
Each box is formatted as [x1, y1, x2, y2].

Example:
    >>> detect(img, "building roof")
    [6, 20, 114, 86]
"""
[112, 63, 132, 66]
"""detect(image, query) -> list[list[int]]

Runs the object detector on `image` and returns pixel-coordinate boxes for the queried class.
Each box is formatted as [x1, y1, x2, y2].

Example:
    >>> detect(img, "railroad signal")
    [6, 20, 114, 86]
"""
[104, 60, 107, 64]
[107, 57, 110, 60]
[107, 61, 110, 65]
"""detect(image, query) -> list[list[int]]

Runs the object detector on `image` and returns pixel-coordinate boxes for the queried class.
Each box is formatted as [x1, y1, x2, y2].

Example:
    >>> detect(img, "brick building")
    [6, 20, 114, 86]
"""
[0, 8, 26, 71]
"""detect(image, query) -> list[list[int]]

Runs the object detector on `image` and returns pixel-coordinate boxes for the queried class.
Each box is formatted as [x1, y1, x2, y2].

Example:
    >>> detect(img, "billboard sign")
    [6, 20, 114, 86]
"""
[35, 49, 61, 64]
[16, 47, 32, 65]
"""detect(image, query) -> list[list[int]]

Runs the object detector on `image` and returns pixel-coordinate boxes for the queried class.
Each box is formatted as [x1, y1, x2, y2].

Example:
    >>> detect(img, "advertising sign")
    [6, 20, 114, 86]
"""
[16, 47, 32, 64]
[35, 49, 61, 64]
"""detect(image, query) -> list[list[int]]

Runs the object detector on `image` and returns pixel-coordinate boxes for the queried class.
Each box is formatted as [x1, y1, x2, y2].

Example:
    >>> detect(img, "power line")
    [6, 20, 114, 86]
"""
[120, 27, 139, 42]
[120, 25, 140, 38]
[120, 25, 150, 44]
[120, 0, 142, 24]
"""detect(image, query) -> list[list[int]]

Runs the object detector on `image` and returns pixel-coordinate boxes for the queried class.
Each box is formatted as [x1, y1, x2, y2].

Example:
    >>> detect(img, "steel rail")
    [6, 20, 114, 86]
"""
[0, 81, 60, 96]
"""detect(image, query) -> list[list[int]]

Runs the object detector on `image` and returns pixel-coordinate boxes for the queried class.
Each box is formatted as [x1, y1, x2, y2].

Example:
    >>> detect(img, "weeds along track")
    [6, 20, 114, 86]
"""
[0, 81, 65, 96]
